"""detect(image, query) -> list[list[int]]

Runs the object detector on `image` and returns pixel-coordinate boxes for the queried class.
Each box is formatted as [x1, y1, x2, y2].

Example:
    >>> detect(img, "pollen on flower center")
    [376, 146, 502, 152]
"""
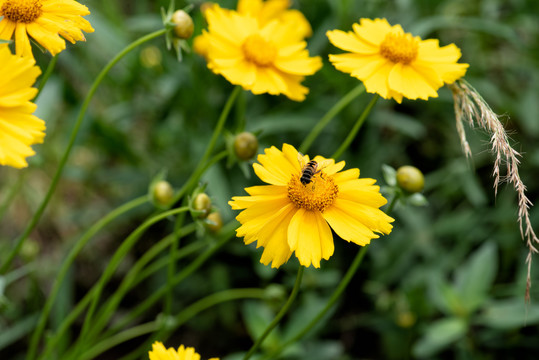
[242, 34, 277, 66]
[287, 173, 339, 212]
[1, 0, 43, 23]
[379, 32, 419, 64]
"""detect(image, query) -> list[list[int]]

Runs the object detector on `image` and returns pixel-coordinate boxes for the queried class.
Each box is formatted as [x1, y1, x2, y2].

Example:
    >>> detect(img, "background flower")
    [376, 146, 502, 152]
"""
[197, 3, 322, 101]
[0, 45, 44, 168]
[149, 341, 219, 360]
[229, 144, 394, 268]
[0, 0, 94, 58]
[327, 18, 468, 103]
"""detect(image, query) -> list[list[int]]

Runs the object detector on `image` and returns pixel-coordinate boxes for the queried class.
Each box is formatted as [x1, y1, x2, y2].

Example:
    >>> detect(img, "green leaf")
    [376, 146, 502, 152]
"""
[382, 164, 397, 186]
[476, 299, 539, 329]
[428, 274, 465, 316]
[242, 301, 281, 350]
[413, 317, 467, 358]
[454, 242, 497, 314]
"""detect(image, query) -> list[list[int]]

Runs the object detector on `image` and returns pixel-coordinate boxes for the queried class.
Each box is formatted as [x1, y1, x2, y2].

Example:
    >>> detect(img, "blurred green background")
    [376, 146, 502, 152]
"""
[1, 0, 539, 359]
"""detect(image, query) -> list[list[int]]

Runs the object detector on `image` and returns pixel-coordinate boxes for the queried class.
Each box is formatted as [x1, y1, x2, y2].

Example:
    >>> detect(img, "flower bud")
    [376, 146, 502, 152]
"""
[171, 10, 194, 39]
[396, 166, 424, 193]
[193, 193, 212, 218]
[234, 132, 258, 160]
[153, 180, 174, 205]
[206, 211, 223, 232]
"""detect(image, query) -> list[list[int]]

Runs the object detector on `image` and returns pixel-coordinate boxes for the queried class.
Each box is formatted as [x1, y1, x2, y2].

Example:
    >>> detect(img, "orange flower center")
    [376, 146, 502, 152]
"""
[1, 0, 42, 23]
[287, 173, 339, 212]
[242, 34, 277, 67]
[380, 32, 419, 64]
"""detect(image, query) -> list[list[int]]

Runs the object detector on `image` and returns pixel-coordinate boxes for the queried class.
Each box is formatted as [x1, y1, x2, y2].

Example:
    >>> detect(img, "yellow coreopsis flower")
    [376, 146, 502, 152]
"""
[149, 341, 219, 360]
[197, 3, 322, 101]
[0, 0, 94, 58]
[229, 144, 394, 268]
[0, 45, 45, 168]
[327, 18, 469, 103]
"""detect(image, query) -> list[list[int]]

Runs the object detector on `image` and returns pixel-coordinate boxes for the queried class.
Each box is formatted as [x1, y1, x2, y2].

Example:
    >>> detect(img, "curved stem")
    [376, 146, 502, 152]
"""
[34, 55, 58, 101]
[0, 170, 28, 221]
[26, 195, 148, 360]
[331, 94, 379, 160]
[73, 206, 189, 358]
[299, 84, 365, 154]
[171, 86, 241, 205]
[243, 266, 304, 360]
[39, 227, 200, 360]
[263, 248, 368, 360]
[102, 220, 237, 337]
[82, 288, 265, 360]
[1, 28, 167, 275]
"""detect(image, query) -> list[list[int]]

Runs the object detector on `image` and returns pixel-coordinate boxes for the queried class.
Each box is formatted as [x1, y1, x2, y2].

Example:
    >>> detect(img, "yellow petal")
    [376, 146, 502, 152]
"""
[327, 29, 378, 54]
[287, 209, 334, 268]
[352, 18, 392, 46]
[388, 62, 440, 100]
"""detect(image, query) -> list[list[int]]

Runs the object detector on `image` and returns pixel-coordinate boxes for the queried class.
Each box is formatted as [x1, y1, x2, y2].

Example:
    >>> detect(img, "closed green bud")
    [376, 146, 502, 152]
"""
[171, 10, 194, 39]
[206, 211, 223, 232]
[193, 193, 212, 218]
[153, 180, 174, 205]
[396, 166, 424, 193]
[234, 132, 258, 160]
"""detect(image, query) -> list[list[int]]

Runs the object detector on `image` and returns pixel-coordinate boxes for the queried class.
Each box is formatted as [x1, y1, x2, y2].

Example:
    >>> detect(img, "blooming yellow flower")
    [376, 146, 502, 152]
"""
[149, 341, 219, 360]
[0, 0, 94, 58]
[0, 45, 45, 168]
[229, 144, 394, 268]
[327, 18, 469, 103]
[196, 3, 322, 101]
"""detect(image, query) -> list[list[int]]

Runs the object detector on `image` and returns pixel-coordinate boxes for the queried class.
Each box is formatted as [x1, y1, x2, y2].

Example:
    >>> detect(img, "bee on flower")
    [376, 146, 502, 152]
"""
[229, 144, 394, 268]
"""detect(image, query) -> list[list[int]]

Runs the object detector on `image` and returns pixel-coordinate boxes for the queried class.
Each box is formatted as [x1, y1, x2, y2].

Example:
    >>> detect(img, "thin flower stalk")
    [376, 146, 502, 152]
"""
[449, 79, 539, 301]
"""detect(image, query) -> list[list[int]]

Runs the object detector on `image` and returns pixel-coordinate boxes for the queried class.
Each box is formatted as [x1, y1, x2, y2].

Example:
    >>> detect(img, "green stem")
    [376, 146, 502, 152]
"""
[263, 247, 368, 360]
[386, 192, 401, 215]
[165, 209, 187, 315]
[0, 170, 28, 221]
[73, 206, 189, 358]
[1, 28, 167, 275]
[79, 321, 159, 360]
[103, 221, 237, 337]
[243, 266, 305, 360]
[171, 86, 241, 205]
[262, 191, 397, 360]
[34, 55, 58, 101]
[331, 94, 379, 160]
[26, 196, 148, 360]
[39, 228, 200, 360]
[299, 84, 365, 154]
[125, 288, 267, 360]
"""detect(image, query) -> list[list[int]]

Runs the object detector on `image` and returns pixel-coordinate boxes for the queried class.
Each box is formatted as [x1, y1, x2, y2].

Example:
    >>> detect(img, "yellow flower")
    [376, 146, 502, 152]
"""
[236, 0, 312, 40]
[149, 341, 219, 360]
[229, 144, 394, 268]
[0, 0, 94, 58]
[0, 45, 45, 168]
[327, 18, 469, 103]
[197, 3, 322, 101]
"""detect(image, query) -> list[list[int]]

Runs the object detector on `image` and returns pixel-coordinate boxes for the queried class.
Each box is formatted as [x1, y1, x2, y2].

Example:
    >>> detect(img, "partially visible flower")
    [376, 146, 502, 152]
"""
[229, 144, 394, 268]
[237, 0, 312, 40]
[0, 0, 94, 58]
[0, 45, 44, 168]
[327, 18, 468, 103]
[196, 3, 321, 101]
[149, 341, 219, 360]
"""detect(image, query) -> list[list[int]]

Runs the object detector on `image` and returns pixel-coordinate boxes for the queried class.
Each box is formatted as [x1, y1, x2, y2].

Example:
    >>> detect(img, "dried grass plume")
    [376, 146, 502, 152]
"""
[449, 79, 538, 301]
